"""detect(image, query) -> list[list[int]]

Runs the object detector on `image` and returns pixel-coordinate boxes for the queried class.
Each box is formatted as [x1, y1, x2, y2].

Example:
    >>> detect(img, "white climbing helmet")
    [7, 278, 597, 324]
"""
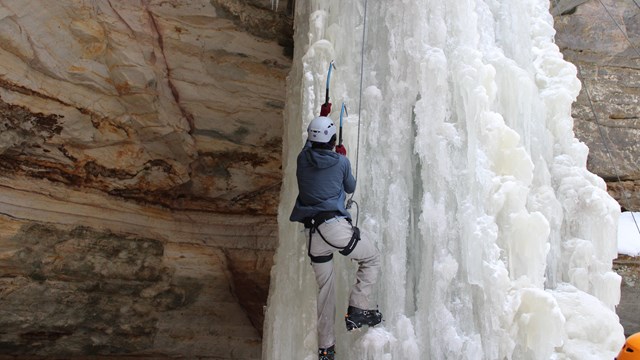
[307, 116, 336, 143]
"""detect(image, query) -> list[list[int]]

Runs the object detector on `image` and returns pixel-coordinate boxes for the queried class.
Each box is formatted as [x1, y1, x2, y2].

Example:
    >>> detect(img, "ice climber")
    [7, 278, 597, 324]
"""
[290, 103, 383, 360]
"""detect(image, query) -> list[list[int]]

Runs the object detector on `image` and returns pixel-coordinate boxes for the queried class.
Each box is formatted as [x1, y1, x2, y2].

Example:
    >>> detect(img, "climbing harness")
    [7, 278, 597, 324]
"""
[305, 211, 361, 263]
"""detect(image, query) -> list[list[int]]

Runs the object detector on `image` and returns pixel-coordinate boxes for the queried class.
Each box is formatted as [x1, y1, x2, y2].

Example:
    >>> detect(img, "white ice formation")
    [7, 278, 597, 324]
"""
[263, 0, 625, 359]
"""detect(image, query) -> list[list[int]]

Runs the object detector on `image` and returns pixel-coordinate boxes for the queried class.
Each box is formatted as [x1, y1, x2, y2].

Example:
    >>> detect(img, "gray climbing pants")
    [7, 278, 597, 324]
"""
[307, 217, 380, 349]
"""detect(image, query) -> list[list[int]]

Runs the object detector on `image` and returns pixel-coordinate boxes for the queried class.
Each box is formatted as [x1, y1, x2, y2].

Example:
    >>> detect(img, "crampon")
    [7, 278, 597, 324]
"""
[345, 306, 383, 331]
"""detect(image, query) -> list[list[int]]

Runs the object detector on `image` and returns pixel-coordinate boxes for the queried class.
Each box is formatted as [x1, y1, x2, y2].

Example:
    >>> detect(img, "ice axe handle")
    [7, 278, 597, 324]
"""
[325, 61, 336, 105]
[339, 103, 347, 146]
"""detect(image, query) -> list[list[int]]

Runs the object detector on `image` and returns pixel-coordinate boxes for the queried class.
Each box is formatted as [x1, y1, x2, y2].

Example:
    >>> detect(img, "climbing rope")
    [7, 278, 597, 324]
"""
[353, 0, 368, 183]
[590, 0, 640, 238]
[346, 0, 368, 227]
[597, 0, 640, 58]
[576, 64, 640, 237]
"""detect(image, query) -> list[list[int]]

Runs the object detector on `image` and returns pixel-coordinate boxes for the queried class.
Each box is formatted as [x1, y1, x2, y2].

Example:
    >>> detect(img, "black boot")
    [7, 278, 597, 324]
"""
[318, 345, 335, 360]
[345, 306, 383, 331]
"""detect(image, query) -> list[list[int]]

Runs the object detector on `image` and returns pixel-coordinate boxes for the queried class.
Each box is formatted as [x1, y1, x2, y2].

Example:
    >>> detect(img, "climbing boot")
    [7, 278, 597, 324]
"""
[345, 306, 383, 331]
[318, 345, 335, 360]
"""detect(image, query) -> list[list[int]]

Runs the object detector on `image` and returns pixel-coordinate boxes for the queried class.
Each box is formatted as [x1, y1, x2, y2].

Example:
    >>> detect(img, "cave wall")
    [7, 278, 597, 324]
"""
[0, 0, 291, 358]
[0, 0, 291, 213]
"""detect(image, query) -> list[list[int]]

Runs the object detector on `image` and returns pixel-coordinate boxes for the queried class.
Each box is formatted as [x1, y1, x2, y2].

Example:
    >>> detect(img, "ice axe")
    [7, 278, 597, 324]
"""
[325, 60, 336, 106]
[321, 61, 336, 116]
[339, 102, 347, 146]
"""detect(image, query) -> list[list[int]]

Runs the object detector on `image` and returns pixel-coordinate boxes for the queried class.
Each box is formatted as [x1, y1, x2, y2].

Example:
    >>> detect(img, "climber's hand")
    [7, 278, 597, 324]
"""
[335, 144, 346, 156]
[320, 102, 332, 116]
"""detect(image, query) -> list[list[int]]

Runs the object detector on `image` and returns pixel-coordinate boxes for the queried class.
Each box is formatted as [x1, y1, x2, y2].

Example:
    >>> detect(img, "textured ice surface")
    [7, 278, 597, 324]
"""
[263, 1, 625, 359]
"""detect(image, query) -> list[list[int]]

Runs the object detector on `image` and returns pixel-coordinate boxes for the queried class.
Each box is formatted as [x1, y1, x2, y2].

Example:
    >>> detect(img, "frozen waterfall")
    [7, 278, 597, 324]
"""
[263, 0, 625, 359]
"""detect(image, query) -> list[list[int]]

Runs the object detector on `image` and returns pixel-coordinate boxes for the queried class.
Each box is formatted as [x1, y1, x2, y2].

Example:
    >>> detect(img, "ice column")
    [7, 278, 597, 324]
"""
[263, 1, 625, 359]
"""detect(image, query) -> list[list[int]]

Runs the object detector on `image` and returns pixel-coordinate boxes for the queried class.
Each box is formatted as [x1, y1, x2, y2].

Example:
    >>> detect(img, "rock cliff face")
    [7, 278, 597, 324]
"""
[553, 0, 640, 211]
[0, 0, 291, 358]
[0, 0, 637, 358]
[0, 0, 291, 214]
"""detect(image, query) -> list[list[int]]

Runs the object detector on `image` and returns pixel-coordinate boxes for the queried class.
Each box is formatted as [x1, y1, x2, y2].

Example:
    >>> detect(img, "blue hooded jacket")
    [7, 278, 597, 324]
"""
[289, 144, 356, 223]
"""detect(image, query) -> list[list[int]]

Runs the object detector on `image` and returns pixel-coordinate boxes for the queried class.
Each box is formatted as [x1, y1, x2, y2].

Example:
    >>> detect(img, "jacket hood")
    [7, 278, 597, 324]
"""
[304, 148, 340, 169]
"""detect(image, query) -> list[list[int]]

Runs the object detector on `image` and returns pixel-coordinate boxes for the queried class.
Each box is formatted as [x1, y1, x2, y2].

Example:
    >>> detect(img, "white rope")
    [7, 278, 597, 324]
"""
[353, 0, 368, 183]
[577, 64, 640, 237]
[346, 0, 368, 227]
[598, 0, 640, 58]
[592, 0, 640, 237]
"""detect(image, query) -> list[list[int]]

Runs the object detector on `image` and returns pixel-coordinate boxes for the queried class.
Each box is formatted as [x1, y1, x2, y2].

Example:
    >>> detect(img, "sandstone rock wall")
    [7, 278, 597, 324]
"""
[553, 0, 640, 211]
[0, 0, 290, 214]
[0, 176, 278, 358]
[0, 0, 291, 358]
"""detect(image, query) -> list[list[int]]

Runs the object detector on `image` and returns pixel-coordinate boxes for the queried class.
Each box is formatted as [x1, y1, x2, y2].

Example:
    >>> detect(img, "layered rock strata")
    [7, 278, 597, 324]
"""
[0, 0, 291, 358]
[0, 0, 290, 214]
[0, 178, 276, 358]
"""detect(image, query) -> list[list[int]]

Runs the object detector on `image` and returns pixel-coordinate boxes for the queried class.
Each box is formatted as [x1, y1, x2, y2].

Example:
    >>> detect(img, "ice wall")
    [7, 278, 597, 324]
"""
[263, 1, 625, 359]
